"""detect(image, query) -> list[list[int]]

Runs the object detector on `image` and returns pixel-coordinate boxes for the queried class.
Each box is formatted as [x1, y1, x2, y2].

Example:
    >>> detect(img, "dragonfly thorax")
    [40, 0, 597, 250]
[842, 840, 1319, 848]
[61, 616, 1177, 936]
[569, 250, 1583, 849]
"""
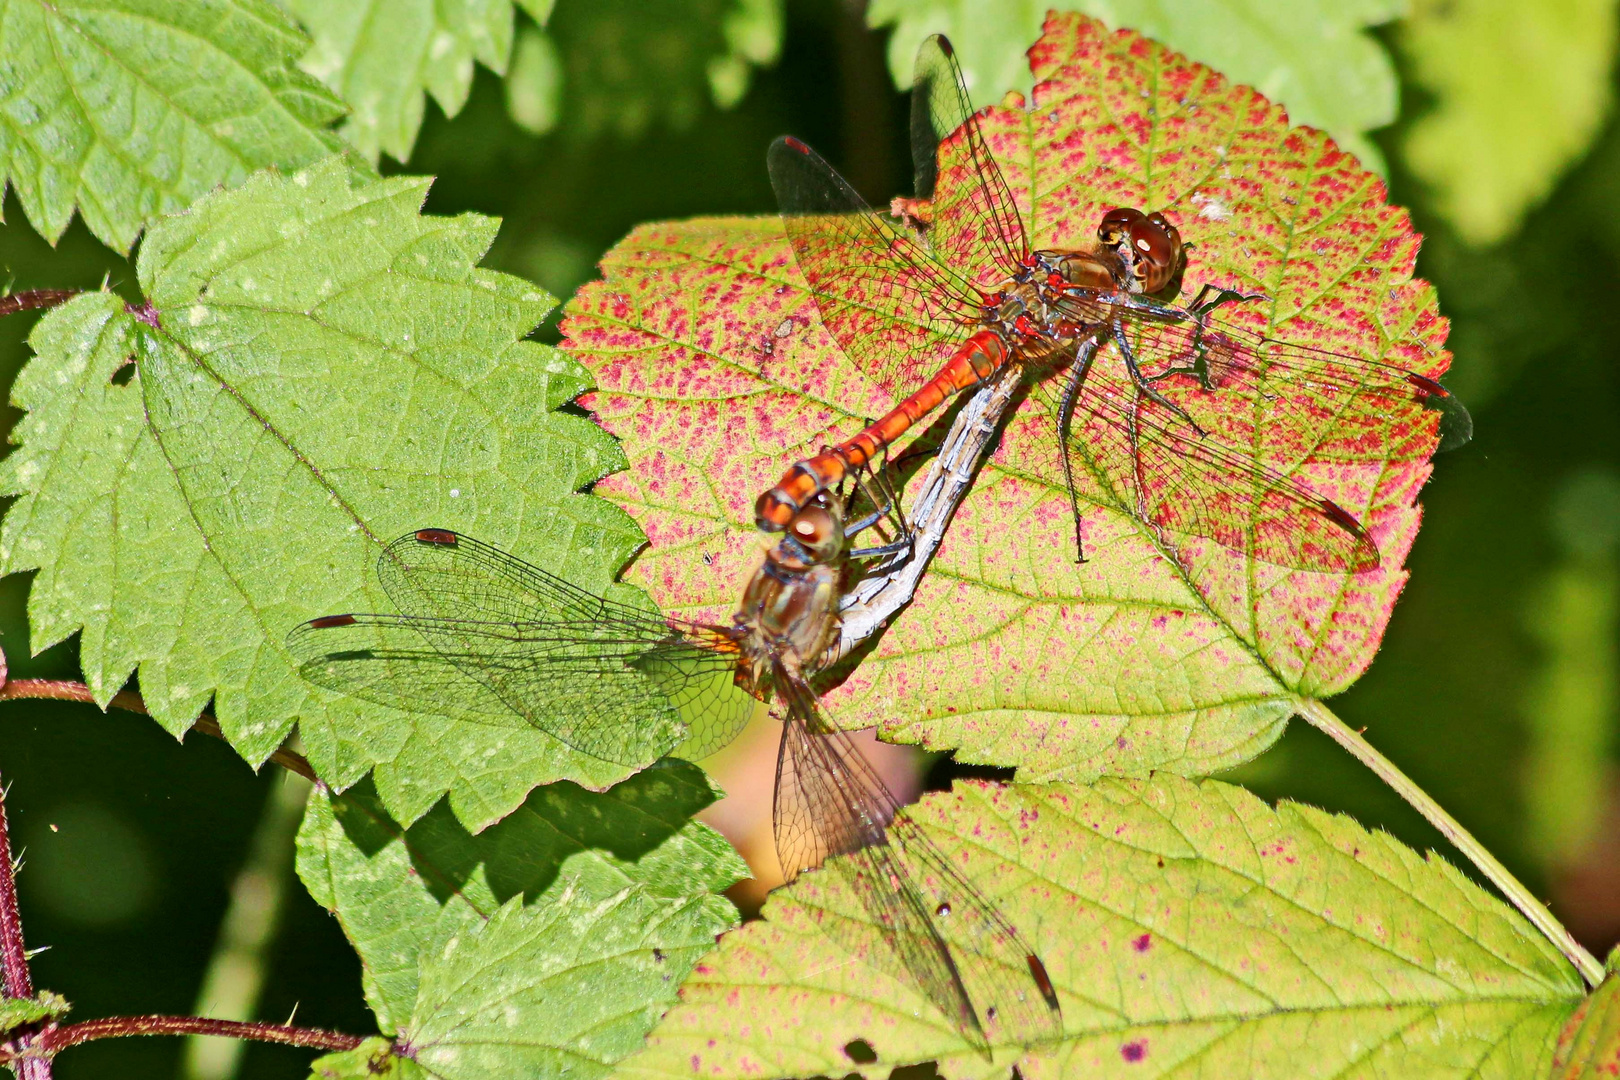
[733, 498, 849, 689]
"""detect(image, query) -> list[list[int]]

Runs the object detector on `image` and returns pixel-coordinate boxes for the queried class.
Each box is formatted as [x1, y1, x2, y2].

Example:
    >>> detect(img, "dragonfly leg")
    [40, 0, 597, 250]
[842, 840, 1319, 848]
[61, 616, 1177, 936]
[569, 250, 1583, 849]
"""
[1055, 338, 1099, 563]
[1187, 283, 1264, 318]
[1112, 315, 1207, 436]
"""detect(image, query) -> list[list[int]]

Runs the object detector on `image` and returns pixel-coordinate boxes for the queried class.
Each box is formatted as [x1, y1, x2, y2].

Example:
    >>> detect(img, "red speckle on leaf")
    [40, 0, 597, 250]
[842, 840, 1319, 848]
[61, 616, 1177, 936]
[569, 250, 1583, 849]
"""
[1133, 933, 1152, 952]
[690, 1056, 702, 1071]
[1121, 1040, 1148, 1062]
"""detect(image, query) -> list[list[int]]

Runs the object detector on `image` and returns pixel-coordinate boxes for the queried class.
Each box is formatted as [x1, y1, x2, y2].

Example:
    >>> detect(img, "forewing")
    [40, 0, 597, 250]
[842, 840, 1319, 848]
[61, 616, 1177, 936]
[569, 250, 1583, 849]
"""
[773, 672, 1059, 1048]
[767, 135, 977, 399]
[290, 531, 755, 765]
[911, 34, 1029, 276]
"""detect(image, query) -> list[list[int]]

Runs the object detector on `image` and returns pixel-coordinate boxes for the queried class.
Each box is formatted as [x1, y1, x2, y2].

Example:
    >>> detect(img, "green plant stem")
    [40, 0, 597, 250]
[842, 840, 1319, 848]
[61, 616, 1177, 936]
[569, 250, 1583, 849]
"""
[1296, 696, 1605, 987]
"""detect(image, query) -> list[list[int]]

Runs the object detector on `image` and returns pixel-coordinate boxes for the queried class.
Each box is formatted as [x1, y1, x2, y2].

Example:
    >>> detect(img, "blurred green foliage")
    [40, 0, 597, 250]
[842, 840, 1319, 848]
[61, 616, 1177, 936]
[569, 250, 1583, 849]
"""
[0, 0, 1615, 1076]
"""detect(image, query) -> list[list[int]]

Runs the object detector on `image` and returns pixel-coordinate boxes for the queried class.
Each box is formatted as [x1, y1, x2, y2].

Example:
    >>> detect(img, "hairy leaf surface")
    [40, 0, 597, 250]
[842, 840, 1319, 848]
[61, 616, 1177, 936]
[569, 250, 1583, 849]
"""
[626, 775, 1582, 1078]
[297, 760, 744, 1077]
[867, 0, 1402, 170]
[0, 0, 349, 252]
[563, 13, 1453, 781]
[0, 158, 646, 828]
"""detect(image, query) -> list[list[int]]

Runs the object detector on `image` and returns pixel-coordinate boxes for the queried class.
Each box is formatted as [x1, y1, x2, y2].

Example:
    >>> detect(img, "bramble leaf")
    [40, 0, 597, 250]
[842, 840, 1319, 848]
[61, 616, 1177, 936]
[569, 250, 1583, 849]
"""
[0, 0, 351, 252]
[562, 13, 1453, 782]
[296, 760, 745, 1076]
[628, 775, 1583, 1078]
[0, 990, 70, 1033]
[0, 158, 647, 829]
[866, 0, 1402, 170]
[1399, 0, 1617, 245]
[1549, 970, 1620, 1079]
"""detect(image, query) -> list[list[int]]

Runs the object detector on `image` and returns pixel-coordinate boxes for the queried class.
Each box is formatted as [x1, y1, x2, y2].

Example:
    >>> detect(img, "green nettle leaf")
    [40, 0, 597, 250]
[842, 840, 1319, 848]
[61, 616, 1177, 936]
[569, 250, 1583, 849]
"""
[1399, 0, 1618, 246]
[0, 990, 70, 1033]
[0, 0, 350, 253]
[625, 775, 1584, 1078]
[0, 157, 648, 829]
[865, 0, 1402, 171]
[563, 13, 1452, 783]
[297, 760, 745, 1078]
[311, 1037, 423, 1080]
[286, 0, 554, 164]
[546, 0, 780, 139]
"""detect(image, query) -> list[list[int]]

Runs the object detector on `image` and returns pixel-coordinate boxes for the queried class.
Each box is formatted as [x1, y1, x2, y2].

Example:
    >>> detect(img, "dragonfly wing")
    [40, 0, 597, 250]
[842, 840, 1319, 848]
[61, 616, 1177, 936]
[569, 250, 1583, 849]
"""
[290, 531, 756, 765]
[910, 35, 1029, 280]
[1031, 347, 1383, 572]
[773, 671, 1060, 1048]
[767, 135, 975, 400]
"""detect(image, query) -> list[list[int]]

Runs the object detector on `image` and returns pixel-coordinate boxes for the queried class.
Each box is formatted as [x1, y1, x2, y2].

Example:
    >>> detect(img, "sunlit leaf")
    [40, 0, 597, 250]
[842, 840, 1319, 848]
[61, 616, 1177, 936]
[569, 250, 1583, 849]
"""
[626, 775, 1583, 1077]
[1549, 968, 1620, 1079]
[0, 158, 645, 829]
[286, 0, 552, 164]
[866, 0, 1402, 170]
[0, 0, 349, 252]
[297, 760, 745, 1077]
[563, 13, 1454, 782]
[1399, 0, 1618, 245]
[310, 1038, 422, 1080]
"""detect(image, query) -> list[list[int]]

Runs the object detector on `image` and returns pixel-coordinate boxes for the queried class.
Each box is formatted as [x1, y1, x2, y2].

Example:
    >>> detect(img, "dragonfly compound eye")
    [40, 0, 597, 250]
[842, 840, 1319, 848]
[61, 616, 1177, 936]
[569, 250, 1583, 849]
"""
[1130, 214, 1182, 294]
[787, 505, 844, 562]
[1097, 206, 1146, 244]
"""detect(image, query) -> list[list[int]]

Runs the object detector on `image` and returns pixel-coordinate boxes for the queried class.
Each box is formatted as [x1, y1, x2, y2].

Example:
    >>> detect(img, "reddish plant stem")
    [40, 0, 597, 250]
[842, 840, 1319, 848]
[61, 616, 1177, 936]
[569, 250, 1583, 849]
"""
[0, 770, 33, 999]
[0, 680, 316, 782]
[0, 768, 51, 1080]
[0, 290, 79, 318]
[36, 1015, 365, 1054]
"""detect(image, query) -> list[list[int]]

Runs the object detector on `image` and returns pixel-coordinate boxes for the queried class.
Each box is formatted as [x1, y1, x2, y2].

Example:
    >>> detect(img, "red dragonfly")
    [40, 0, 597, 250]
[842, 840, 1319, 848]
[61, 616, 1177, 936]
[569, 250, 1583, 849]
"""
[287, 485, 1062, 1050]
[754, 34, 1469, 573]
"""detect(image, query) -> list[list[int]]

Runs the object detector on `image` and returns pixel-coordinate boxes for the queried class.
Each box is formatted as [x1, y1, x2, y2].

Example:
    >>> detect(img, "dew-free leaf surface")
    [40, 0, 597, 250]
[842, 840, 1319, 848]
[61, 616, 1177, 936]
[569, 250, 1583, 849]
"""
[286, 0, 554, 164]
[297, 760, 745, 1080]
[626, 775, 1583, 1079]
[0, 0, 350, 252]
[1549, 970, 1620, 1079]
[0, 158, 648, 829]
[563, 13, 1453, 782]
[866, 0, 1402, 170]
[1399, 0, 1617, 246]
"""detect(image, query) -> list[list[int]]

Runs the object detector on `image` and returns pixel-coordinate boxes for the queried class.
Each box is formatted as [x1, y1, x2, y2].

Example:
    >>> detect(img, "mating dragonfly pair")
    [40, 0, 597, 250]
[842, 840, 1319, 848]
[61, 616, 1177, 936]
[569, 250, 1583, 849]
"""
[291, 33, 1467, 1055]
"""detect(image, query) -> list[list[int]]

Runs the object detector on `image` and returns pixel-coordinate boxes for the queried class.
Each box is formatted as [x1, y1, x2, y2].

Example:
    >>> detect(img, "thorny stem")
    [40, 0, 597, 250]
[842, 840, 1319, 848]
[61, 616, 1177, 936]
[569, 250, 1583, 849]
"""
[839, 367, 1023, 649]
[0, 291, 79, 319]
[0, 680, 316, 782]
[1297, 697, 1605, 988]
[0, 769, 50, 1080]
[22, 1016, 364, 1056]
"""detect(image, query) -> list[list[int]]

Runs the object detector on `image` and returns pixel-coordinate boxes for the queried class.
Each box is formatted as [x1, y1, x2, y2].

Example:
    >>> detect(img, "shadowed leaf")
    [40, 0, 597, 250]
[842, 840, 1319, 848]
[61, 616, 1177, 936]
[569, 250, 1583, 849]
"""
[297, 760, 745, 1078]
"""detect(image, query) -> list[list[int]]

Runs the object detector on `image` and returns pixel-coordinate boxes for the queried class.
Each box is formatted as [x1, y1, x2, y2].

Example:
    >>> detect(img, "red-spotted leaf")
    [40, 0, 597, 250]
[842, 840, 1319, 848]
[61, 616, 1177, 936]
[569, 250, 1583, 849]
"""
[562, 13, 1455, 781]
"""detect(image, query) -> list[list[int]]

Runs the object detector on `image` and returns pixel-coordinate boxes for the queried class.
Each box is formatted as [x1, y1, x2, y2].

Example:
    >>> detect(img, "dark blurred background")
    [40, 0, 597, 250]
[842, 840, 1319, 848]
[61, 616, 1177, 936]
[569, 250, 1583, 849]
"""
[0, 1, 1615, 1076]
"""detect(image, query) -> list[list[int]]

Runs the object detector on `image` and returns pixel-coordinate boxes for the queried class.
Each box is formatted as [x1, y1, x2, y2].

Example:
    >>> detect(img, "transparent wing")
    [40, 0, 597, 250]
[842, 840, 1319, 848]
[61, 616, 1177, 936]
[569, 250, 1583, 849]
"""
[910, 34, 1029, 279]
[772, 669, 1060, 1049]
[287, 530, 757, 765]
[1016, 292, 1469, 571]
[768, 134, 977, 400]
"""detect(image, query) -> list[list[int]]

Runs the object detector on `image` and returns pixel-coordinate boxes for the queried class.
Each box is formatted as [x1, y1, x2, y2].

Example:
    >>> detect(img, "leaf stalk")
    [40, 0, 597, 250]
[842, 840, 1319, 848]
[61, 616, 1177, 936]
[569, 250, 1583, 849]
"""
[1296, 695, 1605, 987]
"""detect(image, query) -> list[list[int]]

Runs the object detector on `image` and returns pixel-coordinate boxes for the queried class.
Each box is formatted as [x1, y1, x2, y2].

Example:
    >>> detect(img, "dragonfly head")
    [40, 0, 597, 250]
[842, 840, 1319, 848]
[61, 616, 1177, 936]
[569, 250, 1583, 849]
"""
[771, 496, 846, 571]
[1098, 207, 1184, 295]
